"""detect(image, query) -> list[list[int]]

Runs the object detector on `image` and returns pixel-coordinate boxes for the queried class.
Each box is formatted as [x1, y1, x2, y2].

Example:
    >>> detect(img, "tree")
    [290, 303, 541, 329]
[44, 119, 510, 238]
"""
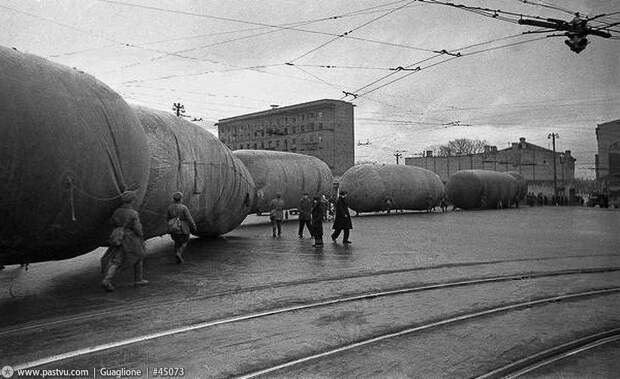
[425, 138, 488, 156]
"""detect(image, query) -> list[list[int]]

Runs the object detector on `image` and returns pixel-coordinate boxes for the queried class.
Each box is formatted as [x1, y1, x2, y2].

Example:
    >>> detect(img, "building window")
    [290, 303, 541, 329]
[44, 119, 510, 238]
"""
[284, 127, 288, 134]
[318, 123, 323, 130]
[301, 125, 305, 132]
[253, 143, 257, 149]
[292, 138, 296, 145]
[276, 140, 280, 147]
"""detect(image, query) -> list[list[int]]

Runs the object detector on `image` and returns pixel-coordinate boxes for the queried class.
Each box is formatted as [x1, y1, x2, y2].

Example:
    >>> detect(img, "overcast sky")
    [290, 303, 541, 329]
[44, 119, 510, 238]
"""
[2, 0, 619, 178]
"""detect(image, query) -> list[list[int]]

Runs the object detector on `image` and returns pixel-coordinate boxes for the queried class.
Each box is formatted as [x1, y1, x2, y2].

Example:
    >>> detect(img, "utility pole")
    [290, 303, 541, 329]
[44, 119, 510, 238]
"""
[548, 133, 559, 203]
[394, 150, 406, 165]
[172, 102, 185, 117]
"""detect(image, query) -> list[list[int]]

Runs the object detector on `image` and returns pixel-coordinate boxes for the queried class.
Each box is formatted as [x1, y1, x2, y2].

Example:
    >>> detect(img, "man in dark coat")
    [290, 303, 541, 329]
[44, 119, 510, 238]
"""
[167, 192, 197, 264]
[101, 190, 148, 292]
[311, 196, 324, 247]
[298, 193, 313, 239]
[331, 191, 352, 244]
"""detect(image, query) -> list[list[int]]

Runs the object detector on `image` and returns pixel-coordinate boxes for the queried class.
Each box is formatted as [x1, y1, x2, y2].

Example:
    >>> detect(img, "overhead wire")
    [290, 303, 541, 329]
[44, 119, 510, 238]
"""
[288, 0, 419, 63]
[135, 3, 418, 67]
[516, 0, 577, 16]
[341, 32, 527, 100]
[0, 2, 217, 64]
[352, 35, 549, 100]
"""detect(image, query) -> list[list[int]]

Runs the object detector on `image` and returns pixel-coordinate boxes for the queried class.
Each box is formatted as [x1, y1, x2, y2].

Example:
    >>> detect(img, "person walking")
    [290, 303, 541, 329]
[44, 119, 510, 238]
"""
[331, 191, 352, 244]
[100, 190, 148, 292]
[298, 192, 313, 239]
[311, 196, 324, 247]
[167, 192, 197, 264]
[440, 195, 448, 213]
[269, 192, 285, 237]
[425, 194, 434, 213]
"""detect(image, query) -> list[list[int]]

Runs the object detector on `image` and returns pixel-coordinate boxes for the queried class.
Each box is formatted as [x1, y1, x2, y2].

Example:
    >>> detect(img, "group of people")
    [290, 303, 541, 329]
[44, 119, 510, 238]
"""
[100, 190, 196, 292]
[100, 189, 353, 292]
[269, 191, 352, 247]
[525, 192, 572, 207]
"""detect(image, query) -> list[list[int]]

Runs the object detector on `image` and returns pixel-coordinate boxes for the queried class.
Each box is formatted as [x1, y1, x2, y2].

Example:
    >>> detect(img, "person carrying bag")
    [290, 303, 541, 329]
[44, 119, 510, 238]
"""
[166, 192, 196, 263]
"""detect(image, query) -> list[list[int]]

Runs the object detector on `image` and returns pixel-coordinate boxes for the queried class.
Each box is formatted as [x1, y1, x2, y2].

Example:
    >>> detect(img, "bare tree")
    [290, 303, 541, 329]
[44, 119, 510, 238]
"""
[425, 138, 488, 156]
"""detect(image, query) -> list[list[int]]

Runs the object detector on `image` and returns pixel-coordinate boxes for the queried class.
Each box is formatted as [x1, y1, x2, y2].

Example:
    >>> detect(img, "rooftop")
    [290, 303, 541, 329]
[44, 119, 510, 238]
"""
[217, 99, 352, 124]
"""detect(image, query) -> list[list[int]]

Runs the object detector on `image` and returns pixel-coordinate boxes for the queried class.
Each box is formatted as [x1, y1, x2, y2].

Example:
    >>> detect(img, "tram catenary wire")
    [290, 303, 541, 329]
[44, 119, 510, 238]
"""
[9, 268, 620, 370]
[236, 287, 620, 378]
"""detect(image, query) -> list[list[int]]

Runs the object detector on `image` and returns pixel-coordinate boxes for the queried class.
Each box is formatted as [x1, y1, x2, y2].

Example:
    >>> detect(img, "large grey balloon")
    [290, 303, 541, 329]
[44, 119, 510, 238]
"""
[339, 164, 445, 212]
[447, 170, 520, 210]
[134, 106, 255, 238]
[233, 150, 333, 213]
[0, 46, 149, 265]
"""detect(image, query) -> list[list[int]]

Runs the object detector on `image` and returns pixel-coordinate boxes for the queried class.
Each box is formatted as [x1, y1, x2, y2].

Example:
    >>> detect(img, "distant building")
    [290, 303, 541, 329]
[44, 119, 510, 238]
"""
[405, 137, 576, 195]
[217, 99, 354, 175]
[595, 119, 620, 204]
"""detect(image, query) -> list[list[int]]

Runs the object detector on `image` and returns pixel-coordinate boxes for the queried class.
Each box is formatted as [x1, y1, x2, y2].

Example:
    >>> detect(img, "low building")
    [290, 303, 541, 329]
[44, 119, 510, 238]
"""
[217, 99, 354, 176]
[405, 137, 576, 196]
[595, 119, 620, 206]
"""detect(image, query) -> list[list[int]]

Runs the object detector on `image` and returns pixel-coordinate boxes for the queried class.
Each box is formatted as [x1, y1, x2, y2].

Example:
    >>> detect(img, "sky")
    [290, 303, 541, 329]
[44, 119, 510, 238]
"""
[1, 0, 619, 178]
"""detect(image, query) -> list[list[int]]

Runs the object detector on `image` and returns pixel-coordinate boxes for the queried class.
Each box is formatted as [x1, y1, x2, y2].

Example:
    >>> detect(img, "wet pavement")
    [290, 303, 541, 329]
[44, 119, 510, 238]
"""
[1, 206, 619, 378]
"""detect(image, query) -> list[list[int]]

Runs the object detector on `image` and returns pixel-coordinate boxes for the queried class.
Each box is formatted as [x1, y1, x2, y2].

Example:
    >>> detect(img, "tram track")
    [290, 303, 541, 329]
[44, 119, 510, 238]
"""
[235, 288, 620, 378]
[476, 328, 620, 379]
[10, 267, 620, 370]
[1, 253, 618, 336]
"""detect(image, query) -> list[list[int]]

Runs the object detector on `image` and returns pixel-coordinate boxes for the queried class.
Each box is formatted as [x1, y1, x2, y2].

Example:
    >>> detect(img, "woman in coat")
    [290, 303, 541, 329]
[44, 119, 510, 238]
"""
[101, 190, 148, 292]
[331, 191, 352, 244]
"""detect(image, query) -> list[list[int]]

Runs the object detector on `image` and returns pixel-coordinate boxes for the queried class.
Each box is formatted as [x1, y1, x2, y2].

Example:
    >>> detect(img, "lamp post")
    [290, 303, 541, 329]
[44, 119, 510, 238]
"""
[548, 133, 559, 203]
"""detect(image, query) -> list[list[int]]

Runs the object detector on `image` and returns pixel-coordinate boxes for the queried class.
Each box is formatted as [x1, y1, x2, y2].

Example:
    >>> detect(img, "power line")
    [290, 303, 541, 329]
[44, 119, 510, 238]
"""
[134, 6, 408, 68]
[92, 2, 435, 76]
[94, 0, 435, 62]
[352, 35, 548, 99]
[288, 65, 344, 91]
[288, 0, 419, 63]
[0, 2, 218, 63]
[516, 0, 577, 16]
[341, 32, 526, 99]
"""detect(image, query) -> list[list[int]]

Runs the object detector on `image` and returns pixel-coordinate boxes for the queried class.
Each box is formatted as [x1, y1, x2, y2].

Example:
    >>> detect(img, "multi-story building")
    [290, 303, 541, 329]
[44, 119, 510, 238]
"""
[217, 99, 354, 176]
[405, 137, 576, 195]
[595, 119, 620, 205]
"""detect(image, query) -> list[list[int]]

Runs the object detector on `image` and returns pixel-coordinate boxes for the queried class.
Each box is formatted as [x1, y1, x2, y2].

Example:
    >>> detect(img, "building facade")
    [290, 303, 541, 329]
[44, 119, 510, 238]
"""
[405, 137, 576, 195]
[595, 119, 620, 204]
[217, 99, 354, 176]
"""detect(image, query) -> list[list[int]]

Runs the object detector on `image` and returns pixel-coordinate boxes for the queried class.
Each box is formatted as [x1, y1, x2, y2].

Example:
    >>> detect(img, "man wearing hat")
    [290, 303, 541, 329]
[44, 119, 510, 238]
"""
[331, 190, 353, 244]
[167, 192, 196, 263]
[101, 190, 148, 292]
[269, 192, 285, 237]
[298, 192, 313, 239]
